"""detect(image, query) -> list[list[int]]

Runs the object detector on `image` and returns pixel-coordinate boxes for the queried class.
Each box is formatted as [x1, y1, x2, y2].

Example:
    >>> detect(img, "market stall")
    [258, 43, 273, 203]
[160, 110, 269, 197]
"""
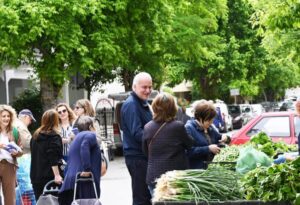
[152, 132, 298, 205]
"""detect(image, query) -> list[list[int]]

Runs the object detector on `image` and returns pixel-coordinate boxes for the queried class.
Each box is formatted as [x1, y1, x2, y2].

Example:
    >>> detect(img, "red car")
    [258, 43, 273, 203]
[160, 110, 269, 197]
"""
[231, 111, 299, 145]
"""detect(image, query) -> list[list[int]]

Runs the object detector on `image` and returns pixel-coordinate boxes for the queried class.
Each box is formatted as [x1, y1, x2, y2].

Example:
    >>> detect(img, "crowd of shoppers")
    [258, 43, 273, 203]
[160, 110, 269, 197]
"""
[4, 71, 298, 205]
[0, 97, 102, 205]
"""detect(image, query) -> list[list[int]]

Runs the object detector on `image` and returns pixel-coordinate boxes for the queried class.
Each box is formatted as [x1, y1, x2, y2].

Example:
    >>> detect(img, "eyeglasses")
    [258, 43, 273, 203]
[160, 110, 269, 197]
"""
[58, 109, 67, 115]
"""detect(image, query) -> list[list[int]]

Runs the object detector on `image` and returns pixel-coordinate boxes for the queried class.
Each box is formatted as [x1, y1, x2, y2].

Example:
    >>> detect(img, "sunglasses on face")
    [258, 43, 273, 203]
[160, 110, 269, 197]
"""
[58, 109, 67, 115]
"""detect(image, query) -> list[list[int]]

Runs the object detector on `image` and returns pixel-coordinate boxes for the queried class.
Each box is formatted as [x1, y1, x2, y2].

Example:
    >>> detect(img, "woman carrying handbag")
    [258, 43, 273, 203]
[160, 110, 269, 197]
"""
[142, 93, 194, 195]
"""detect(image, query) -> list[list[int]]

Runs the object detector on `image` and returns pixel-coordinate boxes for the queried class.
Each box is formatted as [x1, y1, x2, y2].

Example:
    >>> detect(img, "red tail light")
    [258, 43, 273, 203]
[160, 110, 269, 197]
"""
[113, 123, 120, 135]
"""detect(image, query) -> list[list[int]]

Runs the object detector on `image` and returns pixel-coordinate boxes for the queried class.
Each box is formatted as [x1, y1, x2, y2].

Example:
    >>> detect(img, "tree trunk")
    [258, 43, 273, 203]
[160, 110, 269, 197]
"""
[199, 74, 216, 100]
[40, 76, 62, 111]
[121, 69, 135, 92]
[262, 90, 268, 102]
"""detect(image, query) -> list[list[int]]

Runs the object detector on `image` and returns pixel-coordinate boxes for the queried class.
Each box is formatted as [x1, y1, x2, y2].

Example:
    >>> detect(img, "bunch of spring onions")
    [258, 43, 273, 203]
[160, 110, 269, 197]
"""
[153, 168, 243, 203]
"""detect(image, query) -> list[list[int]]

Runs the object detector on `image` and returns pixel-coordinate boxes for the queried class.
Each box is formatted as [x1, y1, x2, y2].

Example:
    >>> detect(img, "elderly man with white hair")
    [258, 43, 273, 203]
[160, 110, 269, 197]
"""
[121, 72, 153, 205]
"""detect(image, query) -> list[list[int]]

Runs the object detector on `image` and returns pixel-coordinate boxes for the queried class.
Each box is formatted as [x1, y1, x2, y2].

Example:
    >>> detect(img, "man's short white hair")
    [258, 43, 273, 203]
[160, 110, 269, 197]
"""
[132, 72, 152, 89]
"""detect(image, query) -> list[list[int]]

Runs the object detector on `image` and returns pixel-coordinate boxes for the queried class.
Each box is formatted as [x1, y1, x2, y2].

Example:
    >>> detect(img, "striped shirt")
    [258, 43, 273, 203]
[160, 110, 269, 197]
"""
[60, 125, 73, 156]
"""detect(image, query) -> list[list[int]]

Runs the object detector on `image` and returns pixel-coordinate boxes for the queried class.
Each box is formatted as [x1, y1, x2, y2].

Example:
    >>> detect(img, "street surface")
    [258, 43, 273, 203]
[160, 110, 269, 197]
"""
[100, 156, 132, 205]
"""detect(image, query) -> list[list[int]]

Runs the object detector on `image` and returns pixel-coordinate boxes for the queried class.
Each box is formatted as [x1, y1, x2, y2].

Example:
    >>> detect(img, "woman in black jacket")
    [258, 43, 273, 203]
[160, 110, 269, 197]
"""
[30, 109, 63, 200]
[142, 93, 194, 195]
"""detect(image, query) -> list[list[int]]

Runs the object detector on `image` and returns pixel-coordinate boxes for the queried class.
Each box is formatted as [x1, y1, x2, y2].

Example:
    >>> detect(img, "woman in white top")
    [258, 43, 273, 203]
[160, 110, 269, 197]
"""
[0, 105, 23, 205]
[55, 103, 76, 166]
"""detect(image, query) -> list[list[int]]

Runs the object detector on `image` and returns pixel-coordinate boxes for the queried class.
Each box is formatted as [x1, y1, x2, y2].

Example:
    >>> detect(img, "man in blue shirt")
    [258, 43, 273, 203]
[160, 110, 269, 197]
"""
[121, 72, 153, 205]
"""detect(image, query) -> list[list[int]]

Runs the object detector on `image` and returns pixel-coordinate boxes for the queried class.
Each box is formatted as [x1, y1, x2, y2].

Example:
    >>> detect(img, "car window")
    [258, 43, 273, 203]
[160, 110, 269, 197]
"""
[228, 106, 240, 114]
[241, 105, 251, 113]
[246, 116, 290, 137]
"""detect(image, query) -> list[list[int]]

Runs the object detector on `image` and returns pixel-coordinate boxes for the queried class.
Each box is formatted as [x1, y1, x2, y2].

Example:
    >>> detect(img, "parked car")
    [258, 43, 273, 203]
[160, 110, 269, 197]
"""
[228, 104, 254, 129]
[251, 104, 265, 117]
[214, 101, 233, 132]
[231, 111, 298, 145]
[277, 99, 295, 111]
[261, 101, 279, 112]
[107, 90, 159, 155]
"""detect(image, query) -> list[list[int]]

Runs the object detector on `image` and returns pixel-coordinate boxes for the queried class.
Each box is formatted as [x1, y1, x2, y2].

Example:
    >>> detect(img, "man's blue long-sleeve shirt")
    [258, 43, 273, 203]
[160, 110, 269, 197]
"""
[121, 92, 152, 159]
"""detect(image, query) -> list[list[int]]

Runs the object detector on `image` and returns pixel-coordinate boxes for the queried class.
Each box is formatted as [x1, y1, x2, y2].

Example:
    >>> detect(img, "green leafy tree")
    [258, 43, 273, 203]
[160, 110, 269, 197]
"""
[221, 0, 268, 102]
[247, 0, 300, 100]
[165, 0, 228, 99]
[110, 0, 176, 91]
[11, 87, 43, 132]
[248, 0, 300, 66]
[0, 0, 122, 110]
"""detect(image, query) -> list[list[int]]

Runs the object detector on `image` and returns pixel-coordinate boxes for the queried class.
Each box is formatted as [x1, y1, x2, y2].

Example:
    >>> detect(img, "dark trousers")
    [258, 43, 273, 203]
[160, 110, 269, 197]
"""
[58, 190, 73, 205]
[125, 157, 151, 205]
[32, 182, 45, 201]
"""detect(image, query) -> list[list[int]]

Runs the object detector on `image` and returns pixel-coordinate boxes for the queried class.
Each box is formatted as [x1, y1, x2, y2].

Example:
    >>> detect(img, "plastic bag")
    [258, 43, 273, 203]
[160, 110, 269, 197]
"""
[236, 145, 272, 174]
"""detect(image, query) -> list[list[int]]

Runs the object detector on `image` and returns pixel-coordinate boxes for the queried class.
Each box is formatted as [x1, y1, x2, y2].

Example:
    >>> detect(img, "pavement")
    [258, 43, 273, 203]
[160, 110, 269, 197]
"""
[100, 156, 132, 205]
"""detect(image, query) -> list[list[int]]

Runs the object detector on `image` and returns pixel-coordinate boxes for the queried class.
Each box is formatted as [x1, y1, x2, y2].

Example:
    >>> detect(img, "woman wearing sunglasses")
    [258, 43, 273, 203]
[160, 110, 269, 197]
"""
[55, 103, 76, 172]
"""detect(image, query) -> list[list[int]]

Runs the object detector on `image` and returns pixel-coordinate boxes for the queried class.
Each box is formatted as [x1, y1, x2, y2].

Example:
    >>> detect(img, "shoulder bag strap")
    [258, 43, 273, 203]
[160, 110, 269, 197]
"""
[148, 122, 167, 155]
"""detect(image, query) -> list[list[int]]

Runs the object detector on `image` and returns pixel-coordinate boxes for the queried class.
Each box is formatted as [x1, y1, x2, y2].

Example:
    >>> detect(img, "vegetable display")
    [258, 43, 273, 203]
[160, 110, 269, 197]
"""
[210, 145, 240, 170]
[240, 157, 300, 204]
[249, 132, 295, 157]
[153, 168, 243, 203]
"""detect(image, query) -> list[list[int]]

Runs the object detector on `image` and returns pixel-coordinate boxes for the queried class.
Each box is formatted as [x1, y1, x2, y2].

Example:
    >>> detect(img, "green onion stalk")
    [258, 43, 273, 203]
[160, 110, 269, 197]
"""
[153, 168, 243, 203]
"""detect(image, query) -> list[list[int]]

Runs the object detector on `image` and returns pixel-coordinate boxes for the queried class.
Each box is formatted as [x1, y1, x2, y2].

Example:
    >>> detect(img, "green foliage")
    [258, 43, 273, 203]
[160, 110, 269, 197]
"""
[0, 0, 125, 108]
[164, 0, 228, 99]
[250, 132, 272, 144]
[221, 0, 268, 101]
[161, 86, 174, 95]
[241, 158, 300, 203]
[164, 0, 270, 101]
[247, 0, 300, 96]
[112, 0, 175, 90]
[249, 132, 292, 157]
[11, 87, 43, 132]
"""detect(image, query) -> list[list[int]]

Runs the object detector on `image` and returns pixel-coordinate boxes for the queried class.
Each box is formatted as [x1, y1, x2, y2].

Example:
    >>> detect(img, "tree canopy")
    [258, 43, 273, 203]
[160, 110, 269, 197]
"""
[1, 0, 299, 106]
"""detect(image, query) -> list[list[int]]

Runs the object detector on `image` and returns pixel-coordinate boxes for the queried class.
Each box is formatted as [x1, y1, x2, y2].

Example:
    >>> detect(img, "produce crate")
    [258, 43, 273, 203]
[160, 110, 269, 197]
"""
[153, 200, 291, 205]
